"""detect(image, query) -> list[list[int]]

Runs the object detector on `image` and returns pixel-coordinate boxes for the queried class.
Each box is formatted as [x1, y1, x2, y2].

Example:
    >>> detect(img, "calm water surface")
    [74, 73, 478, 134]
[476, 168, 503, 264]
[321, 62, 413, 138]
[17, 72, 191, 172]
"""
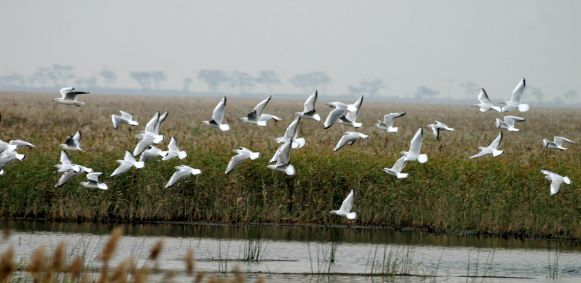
[1, 221, 580, 282]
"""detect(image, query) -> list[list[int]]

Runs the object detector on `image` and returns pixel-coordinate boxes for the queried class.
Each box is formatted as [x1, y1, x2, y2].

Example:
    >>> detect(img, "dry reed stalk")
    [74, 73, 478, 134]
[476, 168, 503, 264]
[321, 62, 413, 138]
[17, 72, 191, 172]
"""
[161, 270, 176, 283]
[131, 267, 148, 283]
[232, 266, 244, 283]
[101, 226, 124, 262]
[110, 260, 128, 283]
[184, 248, 195, 276]
[0, 247, 15, 283]
[1, 229, 10, 241]
[67, 256, 83, 280]
[25, 246, 46, 283]
[254, 275, 265, 283]
[51, 242, 65, 272]
[194, 271, 204, 283]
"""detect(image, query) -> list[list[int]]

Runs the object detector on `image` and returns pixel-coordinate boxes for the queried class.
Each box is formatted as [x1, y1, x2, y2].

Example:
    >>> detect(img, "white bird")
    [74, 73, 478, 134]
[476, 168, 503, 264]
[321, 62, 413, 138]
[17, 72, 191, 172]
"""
[295, 90, 321, 121]
[111, 151, 145, 177]
[375, 112, 406, 133]
[428, 121, 454, 140]
[60, 131, 84, 152]
[53, 87, 90, 106]
[80, 172, 108, 190]
[225, 147, 260, 174]
[543, 136, 575, 151]
[541, 170, 571, 196]
[382, 156, 409, 179]
[0, 147, 26, 175]
[267, 139, 295, 176]
[501, 78, 529, 112]
[472, 88, 501, 112]
[240, 96, 281, 126]
[401, 128, 428, 163]
[0, 139, 35, 153]
[139, 146, 167, 162]
[55, 151, 81, 173]
[330, 190, 357, 220]
[323, 102, 349, 129]
[470, 132, 504, 159]
[338, 96, 364, 128]
[133, 112, 165, 156]
[334, 131, 368, 152]
[112, 111, 139, 130]
[162, 137, 187, 161]
[495, 116, 526, 132]
[275, 116, 305, 149]
[55, 165, 93, 188]
[203, 97, 230, 131]
[165, 165, 202, 188]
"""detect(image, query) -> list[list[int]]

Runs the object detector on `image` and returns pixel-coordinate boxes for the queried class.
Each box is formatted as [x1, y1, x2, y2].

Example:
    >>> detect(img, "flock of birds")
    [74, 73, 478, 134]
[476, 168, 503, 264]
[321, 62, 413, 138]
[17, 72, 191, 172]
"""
[0, 79, 576, 220]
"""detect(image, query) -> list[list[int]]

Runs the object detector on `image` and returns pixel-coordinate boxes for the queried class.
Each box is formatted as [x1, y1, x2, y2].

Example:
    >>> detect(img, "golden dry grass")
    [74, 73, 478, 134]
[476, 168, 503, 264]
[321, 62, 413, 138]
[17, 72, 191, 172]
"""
[0, 92, 580, 238]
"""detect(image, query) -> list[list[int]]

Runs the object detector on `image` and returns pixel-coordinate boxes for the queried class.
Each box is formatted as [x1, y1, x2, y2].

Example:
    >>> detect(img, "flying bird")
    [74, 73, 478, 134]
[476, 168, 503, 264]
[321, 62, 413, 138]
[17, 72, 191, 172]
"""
[428, 121, 454, 140]
[53, 87, 90, 106]
[162, 137, 187, 161]
[0, 139, 35, 153]
[165, 165, 202, 188]
[472, 88, 501, 112]
[382, 156, 409, 179]
[55, 151, 81, 173]
[295, 90, 321, 121]
[501, 78, 529, 112]
[111, 151, 145, 177]
[338, 96, 364, 128]
[55, 165, 93, 188]
[470, 132, 504, 159]
[133, 112, 165, 156]
[375, 112, 406, 133]
[275, 116, 305, 149]
[225, 147, 260, 174]
[496, 116, 526, 132]
[333, 131, 368, 152]
[80, 172, 108, 190]
[267, 139, 295, 176]
[139, 146, 166, 162]
[0, 147, 26, 175]
[541, 170, 571, 196]
[203, 97, 230, 131]
[330, 190, 357, 220]
[543, 136, 576, 151]
[323, 102, 349, 129]
[240, 96, 281, 126]
[112, 111, 139, 130]
[401, 128, 428, 163]
[60, 131, 84, 152]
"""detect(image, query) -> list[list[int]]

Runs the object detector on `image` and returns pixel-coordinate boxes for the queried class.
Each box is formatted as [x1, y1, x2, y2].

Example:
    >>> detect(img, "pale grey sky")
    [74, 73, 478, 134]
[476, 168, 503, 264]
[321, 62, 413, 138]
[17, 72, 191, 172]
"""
[0, 0, 580, 98]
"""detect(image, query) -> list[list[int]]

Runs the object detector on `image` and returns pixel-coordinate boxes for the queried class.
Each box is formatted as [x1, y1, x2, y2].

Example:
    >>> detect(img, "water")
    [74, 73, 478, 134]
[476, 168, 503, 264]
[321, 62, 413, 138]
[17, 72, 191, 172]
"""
[1, 221, 580, 282]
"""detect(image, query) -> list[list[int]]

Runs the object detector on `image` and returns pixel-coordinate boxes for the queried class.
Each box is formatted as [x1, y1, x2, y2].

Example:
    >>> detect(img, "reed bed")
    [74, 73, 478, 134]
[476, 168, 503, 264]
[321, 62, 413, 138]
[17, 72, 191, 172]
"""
[0, 227, 264, 283]
[0, 92, 580, 239]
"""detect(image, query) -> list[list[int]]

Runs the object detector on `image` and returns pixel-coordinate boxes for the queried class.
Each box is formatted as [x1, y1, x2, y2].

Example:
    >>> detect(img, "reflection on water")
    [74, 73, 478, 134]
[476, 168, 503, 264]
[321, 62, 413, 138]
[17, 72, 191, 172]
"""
[1, 220, 581, 283]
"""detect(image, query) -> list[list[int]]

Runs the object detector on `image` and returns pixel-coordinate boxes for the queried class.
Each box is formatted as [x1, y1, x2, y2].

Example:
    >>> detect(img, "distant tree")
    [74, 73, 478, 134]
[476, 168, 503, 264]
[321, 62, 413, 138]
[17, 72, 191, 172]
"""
[99, 69, 117, 87]
[149, 71, 167, 89]
[460, 81, 479, 98]
[74, 76, 98, 89]
[563, 89, 578, 102]
[529, 87, 545, 102]
[197, 69, 230, 94]
[130, 72, 153, 90]
[254, 70, 280, 94]
[0, 73, 26, 87]
[183, 77, 193, 92]
[415, 85, 440, 100]
[229, 71, 255, 94]
[50, 64, 75, 86]
[290, 72, 331, 93]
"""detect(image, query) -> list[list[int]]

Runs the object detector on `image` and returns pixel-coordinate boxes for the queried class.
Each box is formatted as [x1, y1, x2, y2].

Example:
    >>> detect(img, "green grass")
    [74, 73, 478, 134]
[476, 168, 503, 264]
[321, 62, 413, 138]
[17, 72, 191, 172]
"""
[0, 92, 580, 239]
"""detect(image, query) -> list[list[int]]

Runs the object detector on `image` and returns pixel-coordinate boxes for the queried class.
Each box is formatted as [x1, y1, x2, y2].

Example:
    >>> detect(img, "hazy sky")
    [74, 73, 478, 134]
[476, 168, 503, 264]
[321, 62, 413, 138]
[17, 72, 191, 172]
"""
[1, 0, 580, 98]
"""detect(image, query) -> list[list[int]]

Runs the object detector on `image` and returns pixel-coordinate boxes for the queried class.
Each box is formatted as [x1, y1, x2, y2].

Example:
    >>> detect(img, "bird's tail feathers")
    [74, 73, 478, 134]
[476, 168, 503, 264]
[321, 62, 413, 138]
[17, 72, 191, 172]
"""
[178, 151, 187, 159]
[388, 127, 399, 133]
[418, 154, 428, 164]
[518, 104, 530, 112]
[219, 124, 230, 132]
[134, 161, 145, 169]
[397, 173, 409, 179]
[492, 149, 504, 157]
[347, 212, 357, 220]
[312, 114, 321, 121]
[285, 164, 296, 176]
